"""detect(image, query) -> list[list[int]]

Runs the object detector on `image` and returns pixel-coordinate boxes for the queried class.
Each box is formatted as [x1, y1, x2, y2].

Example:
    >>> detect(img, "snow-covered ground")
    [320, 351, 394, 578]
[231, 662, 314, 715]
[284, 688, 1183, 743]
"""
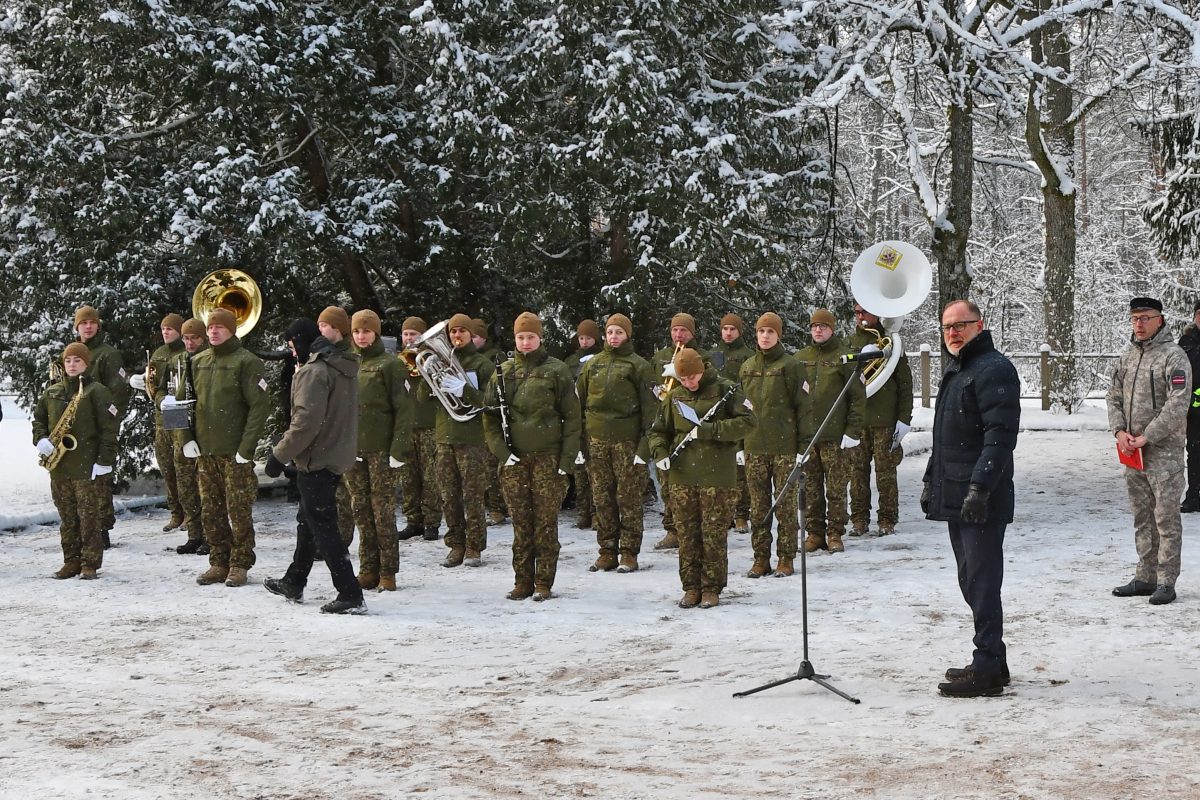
[2, 427, 1199, 798]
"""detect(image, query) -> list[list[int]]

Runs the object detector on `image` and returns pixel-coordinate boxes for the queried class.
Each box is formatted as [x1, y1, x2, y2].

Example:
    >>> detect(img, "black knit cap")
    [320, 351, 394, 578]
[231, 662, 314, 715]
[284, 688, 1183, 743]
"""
[1129, 297, 1163, 314]
[1192, 299, 1200, 313]
[286, 318, 321, 363]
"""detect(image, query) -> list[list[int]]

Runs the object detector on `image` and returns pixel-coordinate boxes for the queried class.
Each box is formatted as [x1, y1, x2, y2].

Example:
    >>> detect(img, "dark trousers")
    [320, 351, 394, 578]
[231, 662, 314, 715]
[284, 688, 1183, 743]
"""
[1186, 419, 1200, 499]
[947, 520, 1007, 674]
[283, 469, 362, 602]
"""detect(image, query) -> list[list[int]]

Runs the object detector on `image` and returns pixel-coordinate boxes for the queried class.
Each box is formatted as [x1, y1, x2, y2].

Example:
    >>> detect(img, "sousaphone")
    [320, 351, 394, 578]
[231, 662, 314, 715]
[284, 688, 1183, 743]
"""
[849, 241, 932, 397]
[192, 269, 263, 338]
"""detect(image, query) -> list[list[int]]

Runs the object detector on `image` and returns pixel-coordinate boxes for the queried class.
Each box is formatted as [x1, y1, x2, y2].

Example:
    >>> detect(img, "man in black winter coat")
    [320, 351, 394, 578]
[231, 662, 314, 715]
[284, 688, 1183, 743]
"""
[1177, 300, 1200, 513]
[922, 300, 1021, 698]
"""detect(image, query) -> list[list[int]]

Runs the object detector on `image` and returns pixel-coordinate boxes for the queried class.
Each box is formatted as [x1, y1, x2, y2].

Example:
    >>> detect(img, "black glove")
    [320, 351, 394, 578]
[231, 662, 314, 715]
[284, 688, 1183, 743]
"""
[282, 463, 297, 480]
[920, 483, 930, 515]
[265, 453, 285, 479]
[960, 483, 990, 524]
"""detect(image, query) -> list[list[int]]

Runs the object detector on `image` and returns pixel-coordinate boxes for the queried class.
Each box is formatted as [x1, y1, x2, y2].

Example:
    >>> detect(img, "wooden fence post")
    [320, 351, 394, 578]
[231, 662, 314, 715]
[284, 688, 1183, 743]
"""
[920, 344, 931, 408]
[1040, 344, 1051, 411]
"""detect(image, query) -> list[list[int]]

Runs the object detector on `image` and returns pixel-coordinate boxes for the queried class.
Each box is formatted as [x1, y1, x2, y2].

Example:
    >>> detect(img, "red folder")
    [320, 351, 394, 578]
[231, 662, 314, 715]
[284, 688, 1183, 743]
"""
[1117, 444, 1143, 470]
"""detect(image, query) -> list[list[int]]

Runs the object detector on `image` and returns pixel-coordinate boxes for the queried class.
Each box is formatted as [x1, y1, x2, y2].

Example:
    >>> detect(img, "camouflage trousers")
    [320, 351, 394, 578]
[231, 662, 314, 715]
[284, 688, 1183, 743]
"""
[485, 449, 507, 515]
[803, 442, 854, 538]
[850, 426, 904, 529]
[671, 484, 734, 593]
[52, 475, 105, 569]
[155, 424, 181, 519]
[586, 439, 644, 557]
[174, 444, 205, 544]
[99, 471, 115, 532]
[574, 433, 594, 521]
[734, 463, 751, 522]
[198, 455, 258, 570]
[655, 465, 676, 535]
[1126, 466, 1186, 587]
[437, 443, 489, 552]
[401, 428, 443, 527]
[501, 453, 568, 589]
[336, 479, 354, 547]
[746, 453, 800, 559]
[347, 453, 400, 575]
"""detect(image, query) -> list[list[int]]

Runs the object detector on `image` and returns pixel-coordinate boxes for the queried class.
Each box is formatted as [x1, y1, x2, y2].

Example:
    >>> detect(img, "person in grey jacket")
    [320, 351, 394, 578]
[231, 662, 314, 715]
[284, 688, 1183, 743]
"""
[1108, 297, 1191, 606]
[264, 318, 365, 614]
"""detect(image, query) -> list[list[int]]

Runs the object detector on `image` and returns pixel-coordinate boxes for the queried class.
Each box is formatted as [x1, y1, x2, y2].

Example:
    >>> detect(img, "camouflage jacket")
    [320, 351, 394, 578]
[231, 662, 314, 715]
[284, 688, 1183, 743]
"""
[1107, 324, 1191, 476]
[354, 339, 413, 460]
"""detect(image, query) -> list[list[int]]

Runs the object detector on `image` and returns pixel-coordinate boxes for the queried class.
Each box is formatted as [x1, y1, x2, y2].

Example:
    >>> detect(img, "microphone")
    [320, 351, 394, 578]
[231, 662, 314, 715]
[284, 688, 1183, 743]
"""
[840, 345, 892, 364]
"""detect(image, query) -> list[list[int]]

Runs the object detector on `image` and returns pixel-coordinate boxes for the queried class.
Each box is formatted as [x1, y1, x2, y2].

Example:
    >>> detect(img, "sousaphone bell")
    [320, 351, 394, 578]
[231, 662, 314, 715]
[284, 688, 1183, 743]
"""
[849, 241, 932, 397]
[192, 269, 263, 338]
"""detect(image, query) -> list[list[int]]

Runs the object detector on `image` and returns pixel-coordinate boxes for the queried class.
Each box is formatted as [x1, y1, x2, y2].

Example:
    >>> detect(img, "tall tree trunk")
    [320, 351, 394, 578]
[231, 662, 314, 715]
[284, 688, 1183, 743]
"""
[931, 93, 975, 309]
[1026, 7, 1078, 412]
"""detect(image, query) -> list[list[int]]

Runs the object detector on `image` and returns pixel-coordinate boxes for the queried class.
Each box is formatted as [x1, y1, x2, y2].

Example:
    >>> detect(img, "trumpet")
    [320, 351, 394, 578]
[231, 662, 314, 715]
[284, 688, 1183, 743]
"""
[660, 340, 686, 398]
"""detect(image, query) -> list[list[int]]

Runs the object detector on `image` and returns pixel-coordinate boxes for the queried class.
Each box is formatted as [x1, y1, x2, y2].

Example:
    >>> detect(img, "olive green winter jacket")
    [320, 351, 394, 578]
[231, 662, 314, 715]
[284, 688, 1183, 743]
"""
[81, 331, 130, 418]
[739, 343, 811, 455]
[846, 326, 914, 429]
[564, 341, 604, 380]
[714, 336, 754, 382]
[576, 340, 657, 449]
[33, 376, 120, 482]
[151, 339, 186, 422]
[183, 335, 271, 459]
[355, 339, 413, 460]
[484, 346, 582, 474]
[647, 368, 757, 488]
[650, 340, 715, 392]
[434, 342, 495, 447]
[794, 337, 867, 443]
[274, 337, 360, 475]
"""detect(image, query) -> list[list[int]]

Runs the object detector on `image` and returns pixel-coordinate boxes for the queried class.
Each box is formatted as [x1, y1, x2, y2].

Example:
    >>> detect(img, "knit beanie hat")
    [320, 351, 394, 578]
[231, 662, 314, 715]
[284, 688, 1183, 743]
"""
[286, 318, 322, 364]
[470, 318, 488, 339]
[402, 316, 428, 334]
[811, 309, 837, 329]
[63, 342, 91, 365]
[207, 308, 237, 333]
[673, 348, 705, 378]
[514, 312, 542, 336]
[351, 309, 382, 336]
[448, 313, 474, 332]
[161, 314, 184, 333]
[670, 313, 696, 335]
[181, 318, 207, 337]
[720, 313, 744, 334]
[605, 313, 633, 338]
[756, 312, 783, 337]
[74, 305, 100, 329]
[319, 306, 351, 337]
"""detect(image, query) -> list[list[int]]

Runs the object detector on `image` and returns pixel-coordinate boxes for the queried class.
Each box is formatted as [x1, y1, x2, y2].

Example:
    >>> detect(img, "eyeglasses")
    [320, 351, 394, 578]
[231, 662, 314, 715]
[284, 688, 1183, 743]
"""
[1131, 314, 1161, 325]
[941, 320, 980, 334]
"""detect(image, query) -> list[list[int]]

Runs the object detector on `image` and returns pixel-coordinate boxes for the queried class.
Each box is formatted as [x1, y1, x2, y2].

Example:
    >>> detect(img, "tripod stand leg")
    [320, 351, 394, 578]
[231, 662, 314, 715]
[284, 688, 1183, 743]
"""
[810, 675, 862, 704]
[732, 674, 798, 698]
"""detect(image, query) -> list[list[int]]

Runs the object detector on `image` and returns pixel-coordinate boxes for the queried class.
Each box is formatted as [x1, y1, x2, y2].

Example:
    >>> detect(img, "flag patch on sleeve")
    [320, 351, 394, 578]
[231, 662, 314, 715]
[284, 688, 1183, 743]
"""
[743, 398, 753, 411]
[1172, 369, 1187, 387]
[108, 404, 118, 417]
[258, 377, 269, 392]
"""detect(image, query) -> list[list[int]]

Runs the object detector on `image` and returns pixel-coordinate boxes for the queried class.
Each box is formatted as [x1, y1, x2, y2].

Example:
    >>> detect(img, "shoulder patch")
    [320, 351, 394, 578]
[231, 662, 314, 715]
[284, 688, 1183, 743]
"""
[802, 381, 810, 394]
[118, 367, 126, 379]
[108, 403, 118, 417]
[743, 398, 753, 411]
[1172, 369, 1187, 387]
[258, 377, 269, 392]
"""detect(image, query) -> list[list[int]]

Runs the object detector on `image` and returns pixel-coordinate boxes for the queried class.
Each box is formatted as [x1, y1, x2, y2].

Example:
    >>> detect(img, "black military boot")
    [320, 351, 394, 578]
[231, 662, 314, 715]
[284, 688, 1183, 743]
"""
[263, 577, 304, 602]
[938, 669, 1006, 698]
[423, 526, 440, 541]
[176, 539, 203, 555]
[1181, 494, 1200, 514]
[1149, 584, 1177, 605]
[398, 522, 424, 541]
[1112, 579, 1155, 597]
[196, 541, 211, 556]
[321, 597, 367, 615]
[945, 663, 1010, 686]
[101, 530, 112, 549]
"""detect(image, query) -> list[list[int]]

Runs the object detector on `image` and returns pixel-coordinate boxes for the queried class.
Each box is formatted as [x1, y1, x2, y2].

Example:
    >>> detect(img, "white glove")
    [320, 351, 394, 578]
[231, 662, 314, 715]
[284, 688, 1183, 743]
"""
[389, 456, 404, 469]
[183, 440, 201, 458]
[656, 457, 671, 471]
[662, 362, 677, 379]
[633, 455, 646, 465]
[796, 452, 806, 466]
[736, 450, 745, 466]
[91, 463, 113, 480]
[893, 420, 911, 443]
[160, 394, 179, 409]
[36, 438, 54, 457]
[574, 451, 586, 466]
[235, 452, 250, 465]
[840, 434, 860, 449]
[558, 469, 567, 476]
[440, 374, 466, 397]
[129, 373, 147, 391]
[504, 454, 520, 467]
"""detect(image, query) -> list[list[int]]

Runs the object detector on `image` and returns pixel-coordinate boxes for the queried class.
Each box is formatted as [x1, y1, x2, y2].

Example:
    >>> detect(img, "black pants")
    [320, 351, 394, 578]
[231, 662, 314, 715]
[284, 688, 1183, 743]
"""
[947, 520, 1007, 674]
[1186, 419, 1200, 499]
[284, 469, 362, 602]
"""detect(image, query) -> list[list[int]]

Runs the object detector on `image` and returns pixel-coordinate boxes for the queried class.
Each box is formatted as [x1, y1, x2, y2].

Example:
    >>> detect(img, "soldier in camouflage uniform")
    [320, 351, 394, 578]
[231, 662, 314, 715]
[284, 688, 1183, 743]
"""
[130, 314, 186, 531]
[564, 319, 603, 529]
[73, 305, 130, 548]
[472, 318, 508, 526]
[740, 313, 811, 578]
[346, 309, 413, 592]
[436, 313, 496, 568]
[795, 309, 866, 554]
[33, 343, 120, 579]
[577, 313, 657, 572]
[715, 313, 755, 531]
[649, 313, 716, 550]
[847, 304, 914, 536]
[398, 317, 444, 541]
[484, 312, 581, 601]
[1108, 297, 1192, 606]
[649, 348, 756, 608]
[171, 319, 209, 554]
[177, 308, 270, 588]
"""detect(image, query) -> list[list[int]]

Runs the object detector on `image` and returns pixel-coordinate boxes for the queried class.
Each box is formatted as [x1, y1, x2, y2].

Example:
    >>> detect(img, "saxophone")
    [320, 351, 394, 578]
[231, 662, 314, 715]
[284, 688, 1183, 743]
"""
[40, 364, 84, 471]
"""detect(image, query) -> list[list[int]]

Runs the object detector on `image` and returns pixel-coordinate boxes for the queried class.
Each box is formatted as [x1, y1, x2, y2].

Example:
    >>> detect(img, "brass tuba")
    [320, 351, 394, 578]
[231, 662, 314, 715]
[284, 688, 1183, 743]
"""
[412, 320, 481, 422]
[192, 269, 263, 338]
[849, 241, 933, 397]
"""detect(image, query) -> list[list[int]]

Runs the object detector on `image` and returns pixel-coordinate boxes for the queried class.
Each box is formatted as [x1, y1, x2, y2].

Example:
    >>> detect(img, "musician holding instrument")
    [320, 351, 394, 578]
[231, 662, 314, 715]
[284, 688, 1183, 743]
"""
[130, 314, 187, 532]
[483, 312, 581, 602]
[170, 318, 210, 555]
[398, 317, 444, 542]
[648, 348, 756, 609]
[33, 343, 119, 580]
[434, 313, 496, 569]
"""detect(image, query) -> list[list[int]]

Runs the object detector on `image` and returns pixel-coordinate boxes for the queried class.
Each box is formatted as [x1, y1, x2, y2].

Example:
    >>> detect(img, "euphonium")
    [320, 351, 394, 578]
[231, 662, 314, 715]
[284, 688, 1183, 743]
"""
[40, 362, 83, 472]
[412, 320, 480, 422]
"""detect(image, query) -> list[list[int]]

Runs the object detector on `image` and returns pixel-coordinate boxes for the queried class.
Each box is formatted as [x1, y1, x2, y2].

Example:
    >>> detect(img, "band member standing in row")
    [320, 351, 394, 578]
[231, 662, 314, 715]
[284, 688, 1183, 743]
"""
[471, 318, 508, 527]
[74, 305, 129, 548]
[565, 319, 603, 530]
[399, 317, 443, 541]
[139, 314, 187, 532]
[576, 313, 657, 573]
[715, 314, 755, 532]
[740, 313, 810, 578]
[172, 319, 209, 554]
[796, 309, 866, 554]
[347, 309, 413, 592]
[437, 314, 496, 568]
[33, 344, 120, 579]
[650, 348, 756, 608]
[848, 303, 913, 537]
[318, 307, 358, 549]
[484, 312, 581, 601]
[264, 319, 366, 614]
[179, 308, 270, 588]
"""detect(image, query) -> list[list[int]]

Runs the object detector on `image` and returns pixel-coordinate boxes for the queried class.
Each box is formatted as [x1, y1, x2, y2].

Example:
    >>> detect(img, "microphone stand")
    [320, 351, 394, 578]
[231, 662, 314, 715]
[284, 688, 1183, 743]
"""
[733, 351, 886, 704]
